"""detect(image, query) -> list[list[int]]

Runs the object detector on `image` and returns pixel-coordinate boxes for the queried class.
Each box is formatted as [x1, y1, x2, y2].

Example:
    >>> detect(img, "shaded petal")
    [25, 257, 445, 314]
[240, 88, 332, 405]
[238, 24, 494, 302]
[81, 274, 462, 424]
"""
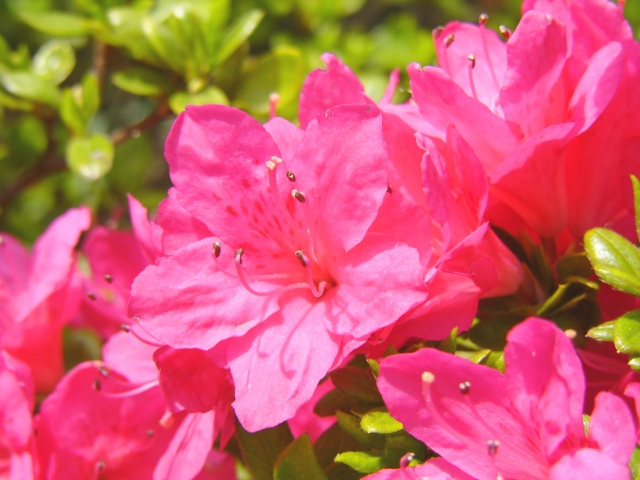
[130, 239, 279, 350]
[127, 194, 163, 263]
[588, 392, 636, 466]
[102, 331, 159, 384]
[157, 188, 212, 256]
[228, 292, 341, 431]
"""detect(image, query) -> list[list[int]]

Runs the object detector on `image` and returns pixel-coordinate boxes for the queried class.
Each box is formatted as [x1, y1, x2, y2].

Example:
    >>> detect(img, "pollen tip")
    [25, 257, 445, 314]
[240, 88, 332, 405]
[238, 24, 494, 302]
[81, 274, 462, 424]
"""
[120, 324, 131, 333]
[468, 54, 476, 69]
[399, 452, 415, 469]
[564, 329, 577, 340]
[104, 274, 113, 283]
[93, 378, 102, 391]
[146, 429, 155, 438]
[213, 241, 221, 258]
[479, 13, 489, 26]
[286, 171, 296, 182]
[292, 189, 306, 203]
[499, 25, 512, 40]
[459, 381, 471, 395]
[433, 26, 444, 38]
[295, 250, 308, 267]
[487, 439, 500, 457]
[87, 292, 97, 301]
[445, 34, 455, 48]
[99, 366, 110, 378]
[421, 371, 435, 384]
[235, 248, 244, 265]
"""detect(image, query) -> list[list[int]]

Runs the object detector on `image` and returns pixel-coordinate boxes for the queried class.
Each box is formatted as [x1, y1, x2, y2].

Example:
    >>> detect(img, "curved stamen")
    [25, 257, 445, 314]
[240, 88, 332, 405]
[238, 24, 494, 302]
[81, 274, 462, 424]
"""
[296, 250, 325, 298]
[467, 54, 479, 100]
[479, 13, 501, 92]
[267, 158, 308, 249]
[99, 380, 160, 399]
[269, 92, 280, 119]
[234, 249, 288, 297]
[499, 25, 512, 41]
[380, 69, 400, 105]
[120, 323, 165, 347]
[619, 0, 626, 13]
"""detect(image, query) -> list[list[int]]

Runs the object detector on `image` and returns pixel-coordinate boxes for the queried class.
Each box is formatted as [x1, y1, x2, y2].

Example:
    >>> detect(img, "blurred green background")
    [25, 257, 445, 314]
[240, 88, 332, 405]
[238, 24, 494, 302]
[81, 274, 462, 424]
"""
[0, 0, 637, 243]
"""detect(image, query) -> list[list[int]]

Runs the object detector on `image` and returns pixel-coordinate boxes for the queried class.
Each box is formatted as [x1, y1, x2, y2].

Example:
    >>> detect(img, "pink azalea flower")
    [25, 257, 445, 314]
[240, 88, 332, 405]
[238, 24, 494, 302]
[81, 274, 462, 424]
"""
[377, 318, 636, 479]
[74, 195, 162, 339]
[130, 103, 431, 431]
[363, 457, 474, 480]
[0, 351, 36, 480]
[0, 207, 91, 392]
[288, 378, 336, 442]
[408, 1, 640, 239]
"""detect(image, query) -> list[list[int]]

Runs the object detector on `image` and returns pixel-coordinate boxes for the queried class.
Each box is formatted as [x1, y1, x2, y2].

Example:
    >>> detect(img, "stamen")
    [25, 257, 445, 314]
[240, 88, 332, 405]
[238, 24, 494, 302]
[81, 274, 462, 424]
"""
[380, 69, 400, 105]
[286, 171, 296, 182]
[234, 249, 286, 297]
[479, 14, 501, 91]
[160, 410, 175, 429]
[99, 380, 160, 399]
[445, 34, 455, 48]
[269, 92, 280, 120]
[0, 234, 4, 245]
[387, 185, 393, 194]
[93, 379, 102, 391]
[99, 366, 110, 378]
[104, 274, 113, 283]
[399, 452, 415, 470]
[467, 54, 478, 100]
[295, 250, 325, 298]
[433, 26, 444, 39]
[459, 381, 471, 395]
[487, 440, 500, 456]
[146, 429, 155, 437]
[266, 157, 305, 247]
[87, 292, 97, 301]
[499, 26, 512, 40]
[291, 189, 306, 203]
[564, 329, 577, 340]
[120, 323, 165, 347]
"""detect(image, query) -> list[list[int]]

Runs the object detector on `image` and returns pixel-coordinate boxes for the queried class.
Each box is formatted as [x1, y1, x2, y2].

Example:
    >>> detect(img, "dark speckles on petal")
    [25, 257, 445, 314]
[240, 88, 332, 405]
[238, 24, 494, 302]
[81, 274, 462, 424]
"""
[254, 201, 264, 215]
[225, 205, 239, 216]
[241, 179, 251, 189]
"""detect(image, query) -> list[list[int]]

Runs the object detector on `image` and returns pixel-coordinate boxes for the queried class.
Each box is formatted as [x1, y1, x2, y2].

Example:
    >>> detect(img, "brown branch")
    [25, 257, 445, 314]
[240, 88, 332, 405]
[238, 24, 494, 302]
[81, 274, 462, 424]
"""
[109, 102, 172, 146]
[92, 41, 108, 89]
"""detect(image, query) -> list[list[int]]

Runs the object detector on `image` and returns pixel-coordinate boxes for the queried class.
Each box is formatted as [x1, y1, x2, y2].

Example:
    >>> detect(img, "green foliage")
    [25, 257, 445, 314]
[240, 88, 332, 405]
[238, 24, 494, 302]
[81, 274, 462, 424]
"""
[235, 421, 294, 480]
[274, 434, 327, 480]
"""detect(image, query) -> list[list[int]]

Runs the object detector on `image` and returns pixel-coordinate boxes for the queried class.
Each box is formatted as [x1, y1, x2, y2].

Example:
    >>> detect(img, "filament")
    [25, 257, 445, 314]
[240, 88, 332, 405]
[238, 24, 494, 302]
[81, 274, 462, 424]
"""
[99, 380, 160, 399]
[479, 15, 501, 91]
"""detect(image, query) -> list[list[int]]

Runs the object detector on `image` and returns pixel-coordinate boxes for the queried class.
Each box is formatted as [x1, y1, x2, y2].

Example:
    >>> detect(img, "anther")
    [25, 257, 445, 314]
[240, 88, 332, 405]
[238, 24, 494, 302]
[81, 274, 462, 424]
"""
[487, 440, 500, 457]
[499, 26, 512, 40]
[445, 34, 455, 48]
[295, 250, 307, 267]
[479, 13, 489, 26]
[235, 248, 244, 266]
[213, 242, 221, 258]
[292, 189, 306, 203]
[459, 381, 471, 395]
[120, 324, 131, 333]
[422, 371, 435, 384]
[97, 460, 106, 470]
[93, 379, 102, 391]
[146, 429, 155, 438]
[468, 55, 476, 69]
[399, 452, 415, 469]
[87, 292, 97, 301]
[565, 329, 577, 339]
[286, 171, 296, 182]
[266, 156, 283, 170]
[99, 366, 110, 378]
[0, 235, 4, 245]
[104, 274, 113, 283]
[433, 26, 444, 38]
[387, 185, 393, 194]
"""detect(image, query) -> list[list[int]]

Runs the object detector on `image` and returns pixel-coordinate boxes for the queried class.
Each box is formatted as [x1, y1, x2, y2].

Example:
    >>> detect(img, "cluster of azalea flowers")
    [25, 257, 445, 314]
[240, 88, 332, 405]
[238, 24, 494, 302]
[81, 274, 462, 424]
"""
[3, 0, 640, 478]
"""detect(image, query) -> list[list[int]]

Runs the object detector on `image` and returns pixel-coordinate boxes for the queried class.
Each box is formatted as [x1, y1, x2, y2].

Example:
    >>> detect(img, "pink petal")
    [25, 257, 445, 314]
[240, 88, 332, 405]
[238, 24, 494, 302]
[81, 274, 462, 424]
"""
[157, 188, 212, 256]
[288, 378, 335, 442]
[298, 53, 372, 129]
[549, 449, 631, 480]
[130, 239, 279, 350]
[263, 117, 304, 160]
[192, 450, 237, 480]
[102, 331, 159, 384]
[363, 457, 474, 479]
[505, 318, 585, 458]
[127, 194, 164, 263]
[288, 104, 388, 254]
[588, 392, 636, 465]
[500, 11, 567, 137]
[228, 292, 341, 431]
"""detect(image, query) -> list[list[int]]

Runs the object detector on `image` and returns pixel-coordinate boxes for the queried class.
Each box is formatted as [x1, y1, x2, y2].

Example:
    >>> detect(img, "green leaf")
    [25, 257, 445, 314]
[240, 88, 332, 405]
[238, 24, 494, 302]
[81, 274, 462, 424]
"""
[313, 422, 367, 469]
[236, 421, 294, 480]
[556, 253, 594, 282]
[366, 359, 379, 378]
[18, 11, 92, 37]
[81, 74, 100, 118]
[112, 67, 172, 96]
[0, 72, 60, 106]
[0, 89, 33, 111]
[60, 75, 100, 135]
[383, 431, 427, 465]
[216, 9, 264, 65]
[633, 175, 640, 243]
[629, 446, 640, 480]
[330, 367, 383, 404]
[360, 408, 403, 434]
[438, 327, 458, 354]
[630, 356, 640, 372]
[31, 40, 76, 85]
[613, 310, 640, 355]
[274, 434, 327, 480]
[323, 463, 363, 480]
[585, 228, 640, 297]
[63, 326, 101, 371]
[168, 86, 229, 114]
[334, 451, 385, 474]
[336, 411, 385, 449]
[314, 387, 359, 417]
[66, 134, 114, 180]
[587, 320, 615, 342]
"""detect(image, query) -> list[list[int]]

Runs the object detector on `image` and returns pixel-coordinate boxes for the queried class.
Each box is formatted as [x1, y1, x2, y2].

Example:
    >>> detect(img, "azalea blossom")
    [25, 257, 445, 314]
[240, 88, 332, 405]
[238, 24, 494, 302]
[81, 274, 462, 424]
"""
[377, 318, 636, 479]
[0, 207, 90, 392]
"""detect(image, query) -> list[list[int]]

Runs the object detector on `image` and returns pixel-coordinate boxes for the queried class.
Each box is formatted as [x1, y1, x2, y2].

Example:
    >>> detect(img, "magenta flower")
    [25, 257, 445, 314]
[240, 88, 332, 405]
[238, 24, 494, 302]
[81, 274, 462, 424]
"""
[407, 0, 639, 238]
[0, 207, 90, 392]
[0, 352, 35, 480]
[377, 318, 636, 479]
[363, 457, 474, 480]
[74, 195, 162, 339]
[130, 103, 430, 430]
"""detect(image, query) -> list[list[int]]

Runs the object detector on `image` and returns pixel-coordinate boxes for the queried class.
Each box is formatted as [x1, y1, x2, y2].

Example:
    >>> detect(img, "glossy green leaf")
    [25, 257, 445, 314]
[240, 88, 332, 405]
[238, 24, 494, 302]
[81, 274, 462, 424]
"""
[633, 175, 640, 243]
[0, 89, 33, 111]
[330, 367, 383, 404]
[556, 253, 594, 281]
[112, 67, 172, 96]
[336, 411, 385, 449]
[629, 446, 640, 480]
[274, 434, 327, 480]
[314, 387, 359, 417]
[216, 9, 264, 65]
[236, 421, 294, 480]
[438, 327, 458, 354]
[66, 134, 114, 180]
[313, 422, 367, 469]
[587, 320, 615, 342]
[168, 86, 229, 114]
[585, 228, 640, 297]
[383, 431, 427, 465]
[360, 408, 403, 434]
[613, 310, 640, 355]
[31, 40, 76, 85]
[0, 72, 60, 106]
[81, 74, 100, 119]
[629, 356, 640, 372]
[334, 451, 385, 474]
[18, 11, 92, 37]
[366, 359, 380, 378]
